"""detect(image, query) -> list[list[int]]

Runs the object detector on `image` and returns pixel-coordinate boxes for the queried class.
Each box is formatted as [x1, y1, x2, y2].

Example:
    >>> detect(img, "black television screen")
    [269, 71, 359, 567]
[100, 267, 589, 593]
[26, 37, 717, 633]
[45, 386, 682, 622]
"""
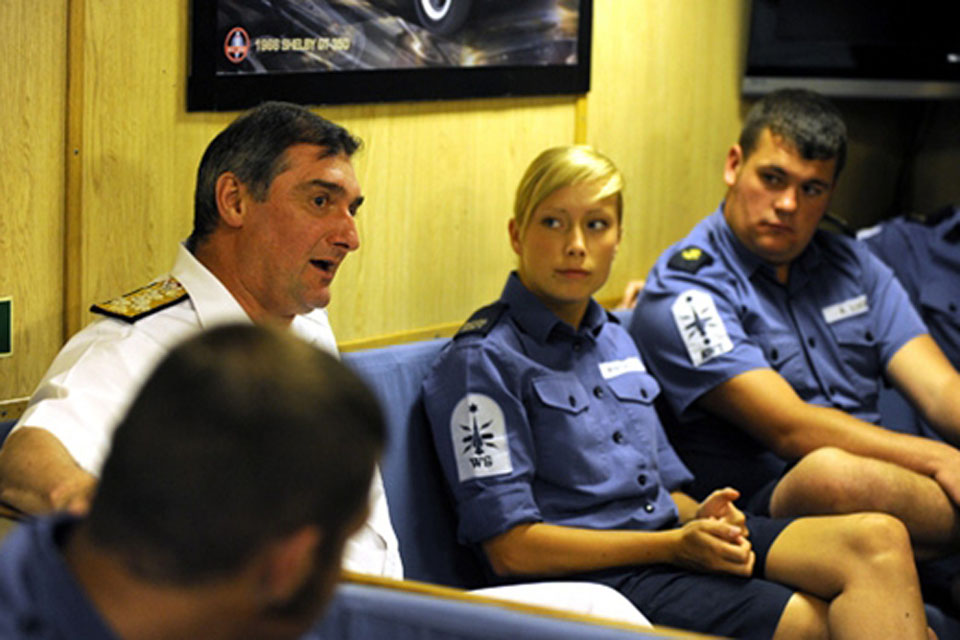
[188, 0, 592, 111]
[743, 0, 960, 100]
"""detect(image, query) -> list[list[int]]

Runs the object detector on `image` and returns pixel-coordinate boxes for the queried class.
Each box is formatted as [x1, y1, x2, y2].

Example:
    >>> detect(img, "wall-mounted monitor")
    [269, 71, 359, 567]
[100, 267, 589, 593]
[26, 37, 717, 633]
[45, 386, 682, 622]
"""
[743, 0, 960, 100]
[188, 0, 592, 111]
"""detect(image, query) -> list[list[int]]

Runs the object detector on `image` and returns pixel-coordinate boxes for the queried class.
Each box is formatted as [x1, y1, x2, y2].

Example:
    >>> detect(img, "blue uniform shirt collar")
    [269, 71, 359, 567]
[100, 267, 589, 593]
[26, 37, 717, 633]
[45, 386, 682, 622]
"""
[712, 204, 824, 289]
[501, 272, 607, 344]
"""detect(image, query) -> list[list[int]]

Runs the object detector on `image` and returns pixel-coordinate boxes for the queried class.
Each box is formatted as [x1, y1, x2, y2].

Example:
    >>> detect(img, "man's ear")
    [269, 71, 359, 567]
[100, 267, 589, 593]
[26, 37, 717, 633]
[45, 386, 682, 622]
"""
[723, 144, 744, 189]
[508, 219, 523, 256]
[257, 526, 323, 604]
[215, 172, 247, 229]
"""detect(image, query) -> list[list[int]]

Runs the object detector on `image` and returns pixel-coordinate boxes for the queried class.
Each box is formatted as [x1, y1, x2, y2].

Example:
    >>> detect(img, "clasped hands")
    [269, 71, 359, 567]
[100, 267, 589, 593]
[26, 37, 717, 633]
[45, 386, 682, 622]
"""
[675, 487, 755, 577]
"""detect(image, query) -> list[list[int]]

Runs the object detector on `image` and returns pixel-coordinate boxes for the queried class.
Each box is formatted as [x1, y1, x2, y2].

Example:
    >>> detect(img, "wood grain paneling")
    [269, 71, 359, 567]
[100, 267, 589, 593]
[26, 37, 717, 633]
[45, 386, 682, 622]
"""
[14, 0, 950, 398]
[586, 0, 750, 302]
[0, 1, 68, 398]
[322, 97, 577, 340]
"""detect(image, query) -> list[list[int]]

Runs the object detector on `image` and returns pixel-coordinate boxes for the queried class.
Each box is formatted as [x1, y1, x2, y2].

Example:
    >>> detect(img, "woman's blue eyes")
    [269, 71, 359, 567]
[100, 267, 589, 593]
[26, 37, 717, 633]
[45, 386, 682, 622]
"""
[539, 218, 609, 230]
[314, 195, 328, 207]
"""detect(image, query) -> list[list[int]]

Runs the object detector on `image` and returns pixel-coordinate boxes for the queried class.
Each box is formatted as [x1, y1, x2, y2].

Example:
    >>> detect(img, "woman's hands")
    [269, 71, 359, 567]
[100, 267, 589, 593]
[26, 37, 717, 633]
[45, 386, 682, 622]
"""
[671, 487, 754, 577]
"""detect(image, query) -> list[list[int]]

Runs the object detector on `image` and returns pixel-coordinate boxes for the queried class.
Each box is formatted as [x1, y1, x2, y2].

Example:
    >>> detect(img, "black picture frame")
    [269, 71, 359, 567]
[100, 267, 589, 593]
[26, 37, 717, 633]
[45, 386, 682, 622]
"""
[187, 1, 593, 112]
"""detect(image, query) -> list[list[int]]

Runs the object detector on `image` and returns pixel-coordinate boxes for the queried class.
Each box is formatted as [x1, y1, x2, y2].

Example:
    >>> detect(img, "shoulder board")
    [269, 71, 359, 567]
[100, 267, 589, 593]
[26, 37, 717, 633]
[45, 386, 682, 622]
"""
[454, 302, 507, 340]
[667, 245, 714, 274]
[906, 204, 955, 227]
[90, 277, 188, 323]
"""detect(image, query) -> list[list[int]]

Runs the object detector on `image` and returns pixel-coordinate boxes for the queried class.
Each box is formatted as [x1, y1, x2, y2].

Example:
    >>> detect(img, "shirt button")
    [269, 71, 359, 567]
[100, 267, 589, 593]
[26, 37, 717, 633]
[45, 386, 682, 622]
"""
[637, 473, 647, 486]
[568, 395, 577, 407]
[640, 388, 649, 399]
[770, 348, 779, 361]
[807, 337, 816, 348]
[594, 386, 605, 399]
[950, 302, 957, 313]
[865, 331, 874, 342]
[643, 502, 655, 513]
[613, 431, 625, 444]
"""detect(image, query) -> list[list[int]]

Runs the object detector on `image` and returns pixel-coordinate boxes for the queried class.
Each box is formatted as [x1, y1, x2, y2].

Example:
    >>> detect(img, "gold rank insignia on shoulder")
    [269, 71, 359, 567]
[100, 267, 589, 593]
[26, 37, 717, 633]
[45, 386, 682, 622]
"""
[90, 277, 189, 323]
[668, 245, 714, 274]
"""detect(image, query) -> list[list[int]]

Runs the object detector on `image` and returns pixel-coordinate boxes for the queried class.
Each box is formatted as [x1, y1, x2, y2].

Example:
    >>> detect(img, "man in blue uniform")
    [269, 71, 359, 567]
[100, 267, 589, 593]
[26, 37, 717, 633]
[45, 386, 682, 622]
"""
[629, 89, 960, 572]
[859, 206, 960, 371]
[859, 206, 960, 444]
[0, 325, 385, 640]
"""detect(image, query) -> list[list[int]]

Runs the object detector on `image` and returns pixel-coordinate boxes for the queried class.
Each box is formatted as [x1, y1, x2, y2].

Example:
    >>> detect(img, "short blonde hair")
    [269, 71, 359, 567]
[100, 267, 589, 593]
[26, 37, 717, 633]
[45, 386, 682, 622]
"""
[514, 146, 623, 231]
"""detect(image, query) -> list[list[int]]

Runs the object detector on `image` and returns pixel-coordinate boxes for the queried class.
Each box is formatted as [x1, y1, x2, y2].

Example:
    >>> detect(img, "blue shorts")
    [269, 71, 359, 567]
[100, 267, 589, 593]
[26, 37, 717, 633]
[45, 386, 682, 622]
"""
[578, 516, 795, 640]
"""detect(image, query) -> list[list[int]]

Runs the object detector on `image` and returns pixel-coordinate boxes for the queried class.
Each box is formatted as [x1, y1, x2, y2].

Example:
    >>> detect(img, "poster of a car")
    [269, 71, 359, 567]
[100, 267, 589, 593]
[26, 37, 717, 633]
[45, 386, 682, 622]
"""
[188, 0, 592, 110]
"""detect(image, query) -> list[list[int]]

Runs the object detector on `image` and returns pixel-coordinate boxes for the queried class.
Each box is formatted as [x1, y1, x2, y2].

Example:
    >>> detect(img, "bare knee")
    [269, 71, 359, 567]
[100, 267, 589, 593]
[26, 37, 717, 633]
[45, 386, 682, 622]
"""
[839, 513, 915, 572]
[773, 593, 829, 640]
[771, 447, 893, 517]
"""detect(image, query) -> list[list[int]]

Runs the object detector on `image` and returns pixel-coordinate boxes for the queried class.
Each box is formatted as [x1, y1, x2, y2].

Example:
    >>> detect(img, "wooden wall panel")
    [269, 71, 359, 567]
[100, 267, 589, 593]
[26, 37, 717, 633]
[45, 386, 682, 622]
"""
[585, 0, 750, 300]
[323, 98, 578, 340]
[8, 0, 956, 402]
[75, 0, 231, 333]
[70, 0, 764, 345]
[75, 1, 577, 344]
[0, 1, 68, 399]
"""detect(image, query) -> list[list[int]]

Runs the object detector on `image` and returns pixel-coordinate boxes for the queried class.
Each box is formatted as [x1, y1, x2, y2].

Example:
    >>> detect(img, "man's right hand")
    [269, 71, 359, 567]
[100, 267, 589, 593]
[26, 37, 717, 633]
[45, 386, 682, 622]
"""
[0, 427, 98, 515]
[672, 518, 755, 577]
[49, 470, 97, 515]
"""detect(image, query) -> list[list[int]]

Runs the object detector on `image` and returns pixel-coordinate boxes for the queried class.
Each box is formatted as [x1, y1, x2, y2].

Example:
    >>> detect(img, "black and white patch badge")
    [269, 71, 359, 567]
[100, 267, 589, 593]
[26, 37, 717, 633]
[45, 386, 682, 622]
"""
[450, 393, 512, 482]
[671, 289, 733, 367]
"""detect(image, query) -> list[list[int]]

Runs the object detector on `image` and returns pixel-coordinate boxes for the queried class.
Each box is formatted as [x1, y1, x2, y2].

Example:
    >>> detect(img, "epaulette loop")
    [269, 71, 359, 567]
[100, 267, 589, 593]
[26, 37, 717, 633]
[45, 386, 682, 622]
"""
[454, 302, 508, 339]
[667, 246, 713, 274]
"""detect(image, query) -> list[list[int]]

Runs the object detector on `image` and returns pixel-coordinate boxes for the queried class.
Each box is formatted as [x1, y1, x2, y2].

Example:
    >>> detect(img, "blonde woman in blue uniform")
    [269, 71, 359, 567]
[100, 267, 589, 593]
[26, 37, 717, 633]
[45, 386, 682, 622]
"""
[422, 145, 931, 639]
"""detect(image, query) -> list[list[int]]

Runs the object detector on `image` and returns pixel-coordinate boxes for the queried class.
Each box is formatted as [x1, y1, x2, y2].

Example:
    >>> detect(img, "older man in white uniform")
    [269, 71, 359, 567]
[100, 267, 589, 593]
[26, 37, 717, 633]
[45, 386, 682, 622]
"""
[0, 102, 647, 625]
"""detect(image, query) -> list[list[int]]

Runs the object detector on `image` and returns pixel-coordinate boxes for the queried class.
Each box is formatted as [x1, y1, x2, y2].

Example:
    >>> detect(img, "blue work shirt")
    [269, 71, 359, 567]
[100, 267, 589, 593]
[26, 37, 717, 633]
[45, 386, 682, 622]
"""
[0, 515, 119, 640]
[422, 273, 693, 547]
[629, 205, 926, 501]
[860, 208, 960, 370]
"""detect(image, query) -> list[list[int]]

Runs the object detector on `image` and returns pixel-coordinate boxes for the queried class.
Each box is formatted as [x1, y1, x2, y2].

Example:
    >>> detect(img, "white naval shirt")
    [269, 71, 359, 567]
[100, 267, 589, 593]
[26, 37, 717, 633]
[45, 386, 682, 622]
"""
[14, 244, 402, 579]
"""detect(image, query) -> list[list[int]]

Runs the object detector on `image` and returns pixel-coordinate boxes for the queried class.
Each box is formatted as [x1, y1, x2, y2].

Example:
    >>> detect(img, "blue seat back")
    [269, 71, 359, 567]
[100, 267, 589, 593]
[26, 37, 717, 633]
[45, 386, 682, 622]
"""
[308, 580, 674, 640]
[0, 420, 15, 447]
[343, 339, 486, 588]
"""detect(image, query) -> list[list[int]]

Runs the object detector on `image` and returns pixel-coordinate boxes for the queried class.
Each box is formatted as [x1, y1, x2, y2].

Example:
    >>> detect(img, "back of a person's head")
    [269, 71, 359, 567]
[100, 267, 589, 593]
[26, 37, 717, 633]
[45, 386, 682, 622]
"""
[87, 324, 384, 585]
[188, 101, 362, 250]
[739, 88, 847, 177]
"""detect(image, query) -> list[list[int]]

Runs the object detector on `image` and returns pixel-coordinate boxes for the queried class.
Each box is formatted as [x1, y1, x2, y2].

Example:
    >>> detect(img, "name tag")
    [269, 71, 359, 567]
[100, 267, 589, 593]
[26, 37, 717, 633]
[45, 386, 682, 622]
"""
[599, 356, 645, 379]
[822, 294, 869, 324]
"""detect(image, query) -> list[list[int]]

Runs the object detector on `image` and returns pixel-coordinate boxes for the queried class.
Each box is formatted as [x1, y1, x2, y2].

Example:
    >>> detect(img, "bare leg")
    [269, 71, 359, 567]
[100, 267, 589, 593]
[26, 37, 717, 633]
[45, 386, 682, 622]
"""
[766, 512, 928, 640]
[771, 593, 829, 640]
[771, 447, 960, 555]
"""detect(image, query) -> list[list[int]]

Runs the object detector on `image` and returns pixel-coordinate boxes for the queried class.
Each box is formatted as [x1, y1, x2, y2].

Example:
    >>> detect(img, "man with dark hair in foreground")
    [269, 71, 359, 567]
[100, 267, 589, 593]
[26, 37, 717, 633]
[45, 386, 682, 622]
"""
[0, 324, 385, 639]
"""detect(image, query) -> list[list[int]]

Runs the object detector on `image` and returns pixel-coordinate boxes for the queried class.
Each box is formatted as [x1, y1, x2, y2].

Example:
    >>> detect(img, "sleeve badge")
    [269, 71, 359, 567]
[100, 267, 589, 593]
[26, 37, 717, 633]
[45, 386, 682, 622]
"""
[671, 289, 733, 367]
[450, 393, 512, 482]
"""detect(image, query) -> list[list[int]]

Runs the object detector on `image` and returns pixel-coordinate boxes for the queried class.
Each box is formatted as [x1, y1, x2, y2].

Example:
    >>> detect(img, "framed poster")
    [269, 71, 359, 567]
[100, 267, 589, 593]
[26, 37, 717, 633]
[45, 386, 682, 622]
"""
[188, 0, 592, 111]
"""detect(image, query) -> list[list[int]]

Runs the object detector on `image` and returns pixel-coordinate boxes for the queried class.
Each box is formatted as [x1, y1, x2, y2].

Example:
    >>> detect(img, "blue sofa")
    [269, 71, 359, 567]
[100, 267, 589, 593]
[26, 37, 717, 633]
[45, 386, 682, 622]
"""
[308, 577, 682, 640]
[342, 337, 484, 588]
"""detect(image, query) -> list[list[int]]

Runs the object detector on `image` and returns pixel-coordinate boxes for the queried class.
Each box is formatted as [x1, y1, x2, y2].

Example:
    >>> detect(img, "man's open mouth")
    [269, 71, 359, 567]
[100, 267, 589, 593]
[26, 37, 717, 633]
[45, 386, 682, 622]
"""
[310, 259, 335, 273]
